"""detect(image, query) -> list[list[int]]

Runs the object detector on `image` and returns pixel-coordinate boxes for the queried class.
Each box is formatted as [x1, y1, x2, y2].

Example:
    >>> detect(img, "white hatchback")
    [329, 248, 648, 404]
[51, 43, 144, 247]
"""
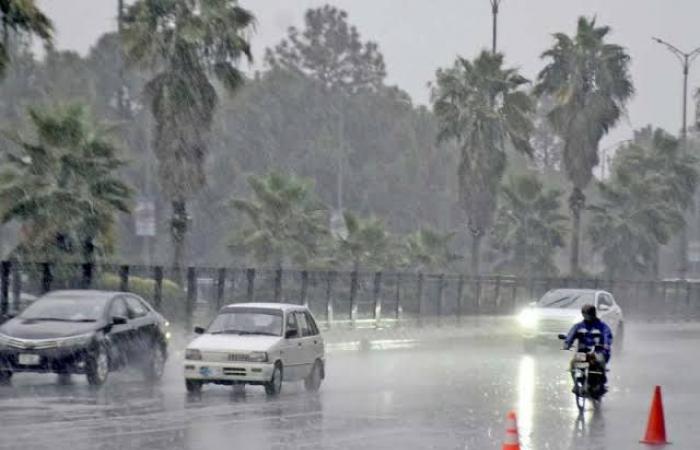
[184, 303, 325, 396]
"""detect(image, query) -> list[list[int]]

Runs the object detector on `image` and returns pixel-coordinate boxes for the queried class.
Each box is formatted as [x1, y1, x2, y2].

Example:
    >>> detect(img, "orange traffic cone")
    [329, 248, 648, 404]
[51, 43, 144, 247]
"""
[640, 386, 670, 445]
[502, 410, 521, 450]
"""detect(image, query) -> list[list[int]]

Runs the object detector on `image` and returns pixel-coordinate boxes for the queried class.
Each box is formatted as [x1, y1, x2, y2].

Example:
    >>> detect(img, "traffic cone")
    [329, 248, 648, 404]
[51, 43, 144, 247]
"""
[640, 386, 670, 445]
[502, 410, 521, 450]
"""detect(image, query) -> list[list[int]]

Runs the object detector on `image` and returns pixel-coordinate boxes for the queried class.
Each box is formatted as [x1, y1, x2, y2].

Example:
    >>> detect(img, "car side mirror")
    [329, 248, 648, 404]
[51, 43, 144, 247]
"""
[112, 316, 128, 326]
[194, 326, 205, 335]
[285, 329, 298, 339]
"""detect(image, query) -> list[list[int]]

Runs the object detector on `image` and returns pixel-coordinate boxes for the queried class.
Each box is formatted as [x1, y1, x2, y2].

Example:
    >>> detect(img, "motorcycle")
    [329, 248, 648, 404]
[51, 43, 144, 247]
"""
[558, 332, 607, 413]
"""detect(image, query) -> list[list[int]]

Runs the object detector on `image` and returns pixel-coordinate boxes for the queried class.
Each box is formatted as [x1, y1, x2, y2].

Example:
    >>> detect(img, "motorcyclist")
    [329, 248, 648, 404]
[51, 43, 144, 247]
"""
[563, 304, 613, 394]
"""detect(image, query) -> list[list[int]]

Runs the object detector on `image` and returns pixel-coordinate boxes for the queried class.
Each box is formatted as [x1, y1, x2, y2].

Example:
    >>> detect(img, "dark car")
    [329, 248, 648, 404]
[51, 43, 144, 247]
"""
[0, 290, 169, 386]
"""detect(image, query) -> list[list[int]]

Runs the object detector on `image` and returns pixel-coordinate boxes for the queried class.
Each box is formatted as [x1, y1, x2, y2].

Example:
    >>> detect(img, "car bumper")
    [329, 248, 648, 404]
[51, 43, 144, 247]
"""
[0, 346, 92, 374]
[184, 361, 274, 384]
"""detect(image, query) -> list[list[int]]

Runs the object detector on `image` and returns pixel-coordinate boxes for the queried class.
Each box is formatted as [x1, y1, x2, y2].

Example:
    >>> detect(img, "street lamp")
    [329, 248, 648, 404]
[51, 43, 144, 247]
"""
[652, 37, 700, 278]
[490, 0, 503, 54]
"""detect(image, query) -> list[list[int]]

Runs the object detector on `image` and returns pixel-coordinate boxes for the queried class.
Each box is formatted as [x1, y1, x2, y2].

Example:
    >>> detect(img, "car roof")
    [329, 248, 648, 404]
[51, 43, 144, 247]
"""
[546, 288, 603, 295]
[221, 302, 308, 312]
[40, 290, 123, 300]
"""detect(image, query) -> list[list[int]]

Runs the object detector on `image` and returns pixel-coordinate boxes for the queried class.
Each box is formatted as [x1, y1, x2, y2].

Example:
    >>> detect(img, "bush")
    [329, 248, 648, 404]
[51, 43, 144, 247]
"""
[98, 273, 187, 323]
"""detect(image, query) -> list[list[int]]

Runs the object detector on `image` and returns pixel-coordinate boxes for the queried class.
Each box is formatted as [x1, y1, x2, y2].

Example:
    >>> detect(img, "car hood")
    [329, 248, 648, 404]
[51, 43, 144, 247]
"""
[0, 319, 100, 340]
[188, 334, 283, 352]
[532, 307, 581, 320]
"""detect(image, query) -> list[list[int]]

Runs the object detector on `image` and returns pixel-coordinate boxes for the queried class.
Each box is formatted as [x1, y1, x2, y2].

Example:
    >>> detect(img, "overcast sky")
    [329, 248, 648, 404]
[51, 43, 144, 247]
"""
[37, 0, 700, 151]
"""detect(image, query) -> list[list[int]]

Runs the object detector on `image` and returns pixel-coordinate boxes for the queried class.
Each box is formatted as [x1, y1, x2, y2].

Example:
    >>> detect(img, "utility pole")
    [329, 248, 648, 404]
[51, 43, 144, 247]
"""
[652, 37, 700, 278]
[490, 0, 502, 53]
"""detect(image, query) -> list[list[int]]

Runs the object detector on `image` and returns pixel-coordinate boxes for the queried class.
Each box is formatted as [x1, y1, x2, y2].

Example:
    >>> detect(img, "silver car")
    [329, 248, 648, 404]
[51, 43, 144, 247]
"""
[518, 289, 624, 351]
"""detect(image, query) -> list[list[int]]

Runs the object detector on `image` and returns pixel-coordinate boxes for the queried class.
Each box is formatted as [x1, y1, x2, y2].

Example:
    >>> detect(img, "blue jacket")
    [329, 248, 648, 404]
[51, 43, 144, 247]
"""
[564, 319, 613, 362]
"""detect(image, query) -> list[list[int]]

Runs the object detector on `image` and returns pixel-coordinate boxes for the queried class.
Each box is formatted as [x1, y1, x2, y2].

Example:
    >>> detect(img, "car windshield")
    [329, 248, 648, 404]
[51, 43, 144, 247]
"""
[537, 291, 595, 309]
[208, 308, 283, 336]
[19, 296, 109, 322]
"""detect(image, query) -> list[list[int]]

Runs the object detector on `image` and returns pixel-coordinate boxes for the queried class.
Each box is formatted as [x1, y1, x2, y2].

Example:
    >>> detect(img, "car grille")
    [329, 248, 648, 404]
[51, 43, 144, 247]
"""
[3, 337, 59, 350]
[201, 352, 251, 363]
[223, 367, 246, 376]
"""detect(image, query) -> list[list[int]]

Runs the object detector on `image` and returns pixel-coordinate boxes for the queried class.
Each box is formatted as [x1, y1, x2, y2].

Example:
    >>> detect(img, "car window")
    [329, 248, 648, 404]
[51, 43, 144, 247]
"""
[305, 312, 319, 336]
[125, 296, 149, 319]
[286, 312, 298, 337]
[296, 312, 311, 337]
[537, 291, 595, 309]
[109, 298, 129, 319]
[598, 294, 613, 308]
[208, 308, 283, 336]
[19, 295, 109, 322]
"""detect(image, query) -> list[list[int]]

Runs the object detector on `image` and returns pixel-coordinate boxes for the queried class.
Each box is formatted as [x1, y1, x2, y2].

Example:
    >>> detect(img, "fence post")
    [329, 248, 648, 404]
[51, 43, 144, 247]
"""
[494, 275, 502, 313]
[153, 266, 163, 310]
[372, 271, 382, 328]
[416, 272, 424, 326]
[216, 268, 226, 310]
[119, 265, 129, 292]
[395, 273, 403, 321]
[456, 274, 464, 322]
[41, 263, 52, 294]
[475, 277, 482, 314]
[300, 270, 309, 307]
[325, 271, 335, 327]
[81, 263, 93, 289]
[0, 261, 9, 316]
[11, 261, 21, 312]
[349, 271, 358, 325]
[274, 268, 282, 303]
[186, 267, 197, 330]
[436, 274, 445, 323]
[246, 268, 255, 302]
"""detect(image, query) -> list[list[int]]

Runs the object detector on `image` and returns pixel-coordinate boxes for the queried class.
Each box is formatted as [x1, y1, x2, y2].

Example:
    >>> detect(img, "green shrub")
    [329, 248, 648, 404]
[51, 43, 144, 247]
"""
[97, 273, 187, 323]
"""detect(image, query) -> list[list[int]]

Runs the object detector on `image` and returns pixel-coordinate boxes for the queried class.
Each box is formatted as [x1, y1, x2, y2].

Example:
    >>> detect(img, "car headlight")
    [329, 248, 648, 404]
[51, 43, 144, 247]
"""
[57, 333, 95, 348]
[248, 351, 268, 363]
[185, 349, 202, 360]
[518, 309, 538, 328]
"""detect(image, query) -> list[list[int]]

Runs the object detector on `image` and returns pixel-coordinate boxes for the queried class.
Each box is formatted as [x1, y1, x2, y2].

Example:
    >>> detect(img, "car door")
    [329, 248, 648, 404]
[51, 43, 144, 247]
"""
[294, 312, 315, 378]
[124, 295, 152, 358]
[304, 311, 324, 364]
[106, 297, 132, 367]
[282, 311, 303, 381]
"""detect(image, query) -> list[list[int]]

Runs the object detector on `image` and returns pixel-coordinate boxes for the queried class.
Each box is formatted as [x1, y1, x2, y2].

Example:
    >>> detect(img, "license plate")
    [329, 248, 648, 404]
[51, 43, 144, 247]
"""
[574, 362, 589, 369]
[575, 353, 588, 362]
[199, 366, 215, 377]
[19, 354, 40, 366]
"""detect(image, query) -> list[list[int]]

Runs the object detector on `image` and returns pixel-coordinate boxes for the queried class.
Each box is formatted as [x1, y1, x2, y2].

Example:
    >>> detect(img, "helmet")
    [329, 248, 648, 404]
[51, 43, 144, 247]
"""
[581, 304, 597, 322]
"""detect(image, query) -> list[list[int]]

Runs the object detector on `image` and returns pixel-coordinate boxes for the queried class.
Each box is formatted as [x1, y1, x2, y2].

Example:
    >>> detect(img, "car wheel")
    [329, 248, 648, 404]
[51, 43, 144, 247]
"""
[0, 370, 12, 385]
[185, 379, 202, 393]
[265, 363, 283, 397]
[142, 343, 166, 382]
[304, 360, 323, 392]
[86, 345, 109, 386]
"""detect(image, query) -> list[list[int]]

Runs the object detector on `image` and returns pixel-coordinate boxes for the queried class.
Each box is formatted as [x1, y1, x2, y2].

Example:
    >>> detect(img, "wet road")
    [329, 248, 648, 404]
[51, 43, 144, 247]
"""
[0, 322, 697, 450]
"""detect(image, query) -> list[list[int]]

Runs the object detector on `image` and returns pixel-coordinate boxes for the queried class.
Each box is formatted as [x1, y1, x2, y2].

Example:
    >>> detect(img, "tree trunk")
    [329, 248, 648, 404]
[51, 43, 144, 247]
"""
[569, 188, 585, 276]
[470, 230, 483, 276]
[171, 199, 188, 283]
[651, 244, 660, 280]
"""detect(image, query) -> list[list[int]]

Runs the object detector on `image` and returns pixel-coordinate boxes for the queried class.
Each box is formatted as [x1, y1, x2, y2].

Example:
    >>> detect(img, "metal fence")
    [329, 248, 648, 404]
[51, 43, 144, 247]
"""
[1, 261, 698, 326]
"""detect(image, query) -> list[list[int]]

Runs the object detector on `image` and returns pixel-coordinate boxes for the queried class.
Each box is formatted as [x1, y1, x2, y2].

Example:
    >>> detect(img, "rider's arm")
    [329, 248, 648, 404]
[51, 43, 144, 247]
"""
[564, 323, 581, 349]
[601, 323, 613, 350]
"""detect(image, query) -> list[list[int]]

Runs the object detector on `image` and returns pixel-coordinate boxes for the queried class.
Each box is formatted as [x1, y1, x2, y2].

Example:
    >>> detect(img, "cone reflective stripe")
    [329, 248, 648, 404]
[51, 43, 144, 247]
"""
[502, 410, 521, 450]
[641, 385, 670, 445]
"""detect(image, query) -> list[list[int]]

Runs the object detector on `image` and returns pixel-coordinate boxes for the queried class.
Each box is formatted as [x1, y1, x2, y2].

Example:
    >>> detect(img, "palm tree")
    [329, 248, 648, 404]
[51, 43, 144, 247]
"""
[491, 174, 567, 277]
[0, 0, 52, 79]
[403, 228, 460, 273]
[433, 50, 534, 275]
[0, 104, 132, 263]
[535, 16, 634, 275]
[122, 0, 255, 275]
[336, 211, 394, 272]
[229, 172, 328, 268]
[594, 127, 698, 277]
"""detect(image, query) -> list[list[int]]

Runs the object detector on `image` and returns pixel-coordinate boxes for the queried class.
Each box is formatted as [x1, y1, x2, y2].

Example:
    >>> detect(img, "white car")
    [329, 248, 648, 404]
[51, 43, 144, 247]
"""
[517, 289, 624, 351]
[184, 303, 325, 396]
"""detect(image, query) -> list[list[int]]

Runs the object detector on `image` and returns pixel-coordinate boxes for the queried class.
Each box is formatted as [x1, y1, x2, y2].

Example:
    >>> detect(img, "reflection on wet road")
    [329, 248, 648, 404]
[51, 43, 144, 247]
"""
[0, 322, 697, 449]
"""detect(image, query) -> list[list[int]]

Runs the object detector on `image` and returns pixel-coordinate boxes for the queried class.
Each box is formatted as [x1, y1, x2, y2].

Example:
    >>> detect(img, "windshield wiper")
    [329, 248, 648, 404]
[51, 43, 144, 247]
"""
[23, 317, 96, 322]
[211, 330, 278, 336]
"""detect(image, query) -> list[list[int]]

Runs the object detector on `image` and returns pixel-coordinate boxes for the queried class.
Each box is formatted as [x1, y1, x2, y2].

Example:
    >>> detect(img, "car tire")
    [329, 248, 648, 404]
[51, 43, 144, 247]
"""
[185, 379, 202, 393]
[142, 342, 166, 382]
[265, 363, 283, 397]
[304, 360, 323, 392]
[0, 370, 12, 385]
[86, 345, 109, 386]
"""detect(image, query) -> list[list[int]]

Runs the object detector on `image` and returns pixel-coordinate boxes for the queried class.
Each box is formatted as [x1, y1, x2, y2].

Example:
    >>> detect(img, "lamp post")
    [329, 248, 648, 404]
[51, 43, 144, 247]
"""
[652, 37, 700, 278]
[490, 0, 503, 54]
